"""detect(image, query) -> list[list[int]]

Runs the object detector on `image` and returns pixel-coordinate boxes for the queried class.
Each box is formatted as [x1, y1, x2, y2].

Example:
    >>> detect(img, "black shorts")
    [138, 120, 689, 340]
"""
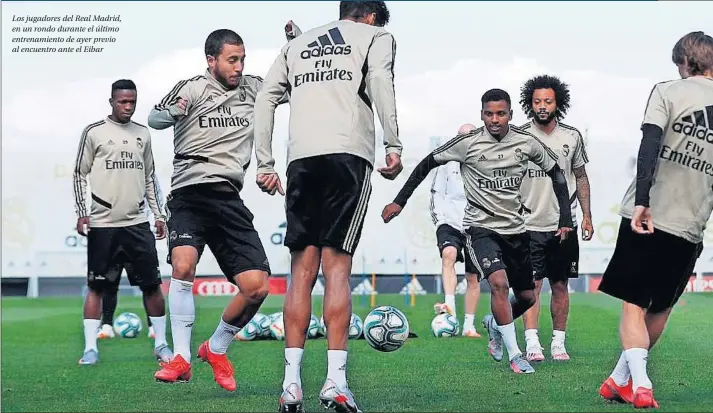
[463, 226, 535, 291]
[165, 183, 270, 280]
[529, 228, 580, 282]
[285, 153, 372, 255]
[436, 224, 465, 263]
[598, 218, 703, 313]
[87, 222, 161, 290]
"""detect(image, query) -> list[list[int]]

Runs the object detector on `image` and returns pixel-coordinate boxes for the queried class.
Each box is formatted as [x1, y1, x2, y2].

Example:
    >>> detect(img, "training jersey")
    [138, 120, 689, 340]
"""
[73, 117, 164, 228]
[254, 19, 401, 174]
[148, 70, 284, 192]
[619, 76, 713, 244]
[430, 158, 467, 232]
[432, 126, 559, 235]
[519, 121, 588, 232]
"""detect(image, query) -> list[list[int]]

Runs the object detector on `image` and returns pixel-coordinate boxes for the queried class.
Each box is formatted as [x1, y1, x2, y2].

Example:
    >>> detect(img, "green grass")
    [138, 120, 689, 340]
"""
[2, 293, 712, 412]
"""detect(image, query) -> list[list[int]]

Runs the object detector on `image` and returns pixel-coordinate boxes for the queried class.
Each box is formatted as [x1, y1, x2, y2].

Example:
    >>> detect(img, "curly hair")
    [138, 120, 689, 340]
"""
[519, 75, 571, 121]
[340, 1, 390, 27]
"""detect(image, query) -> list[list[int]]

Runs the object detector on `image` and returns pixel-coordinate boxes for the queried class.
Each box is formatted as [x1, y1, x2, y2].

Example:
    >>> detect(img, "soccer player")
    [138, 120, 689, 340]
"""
[99, 181, 166, 340]
[382, 89, 574, 375]
[431, 125, 482, 338]
[149, 28, 293, 391]
[73, 79, 172, 365]
[517, 75, 593, 362]
[597, 31, 713, 409]
[254, 2, 401, 411]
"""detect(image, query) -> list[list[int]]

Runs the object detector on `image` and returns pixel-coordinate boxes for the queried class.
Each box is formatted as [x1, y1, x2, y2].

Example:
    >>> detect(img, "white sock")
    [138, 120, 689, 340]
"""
[463, 314, 475, 331]
[524, 328, 540, 346]
[445, 294, 456, 317]
[149, 316, 168, 348]
[83, 319, 101, 353]
[169, 278, 195, 361]
[552, 329, 566, 345]
[283, 347, 305, 390]
[208, 318, 240, 355]
[326, 350, 348, 389]
[624, 348, 652, 390]
[496, 322, 522, 360]
[609, 351, 631, 386]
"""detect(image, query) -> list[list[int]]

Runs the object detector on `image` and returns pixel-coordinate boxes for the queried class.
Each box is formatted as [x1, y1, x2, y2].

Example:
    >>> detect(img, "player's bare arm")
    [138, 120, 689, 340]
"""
[573, 165, 593, 240]
[632, 123, 665, 234]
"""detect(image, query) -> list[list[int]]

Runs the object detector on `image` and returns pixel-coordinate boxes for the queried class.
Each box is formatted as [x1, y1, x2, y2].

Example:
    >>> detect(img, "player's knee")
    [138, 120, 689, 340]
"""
[236, 270, 270, 303]
[441, 248, 458, 266]
[550, 280, 568, 296]
[488, 270, 510, 295]
[139, 283, 162, 297]
[170, 247, 198, 281]
[515, 289, 537, 309]
[465, 273, 480, 290]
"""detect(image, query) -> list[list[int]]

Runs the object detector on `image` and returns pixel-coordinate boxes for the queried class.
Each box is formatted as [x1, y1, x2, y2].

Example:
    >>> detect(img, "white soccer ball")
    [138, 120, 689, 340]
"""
[252, 312, 272, 338]
[349, 313, 363, 339]
[113, 312, 142, 338]
[431, 313, 460, 337]
[307, 314, 321, 339]
[269, 312, 285, 340]
[363, 306, 409, 352]
[235, 319, 261, 341]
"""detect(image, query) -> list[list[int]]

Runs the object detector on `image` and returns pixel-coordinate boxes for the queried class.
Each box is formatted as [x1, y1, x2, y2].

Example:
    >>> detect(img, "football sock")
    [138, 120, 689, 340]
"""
[497, 322, 522, 360]
[525, 328, 540, 346]
[609, 351, 631, 387]
[208, 318, 240, 355]
[624, 348, 652, 390]
[463, 314, 475, 331]
[83, 319, 101, 352]
[445, 294, 456, 316]
[149, 315, 168, 348]
[552, 330, 566, 346]
[326, 350, 348, 389]
[169, 278, 195, 361]
[283, 347, 305, 390]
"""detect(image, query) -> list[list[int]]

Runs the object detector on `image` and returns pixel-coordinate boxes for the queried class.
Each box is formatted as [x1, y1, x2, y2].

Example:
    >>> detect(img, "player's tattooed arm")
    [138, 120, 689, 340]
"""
[573, 165, 591, 220]
[635, 123, 664, 207]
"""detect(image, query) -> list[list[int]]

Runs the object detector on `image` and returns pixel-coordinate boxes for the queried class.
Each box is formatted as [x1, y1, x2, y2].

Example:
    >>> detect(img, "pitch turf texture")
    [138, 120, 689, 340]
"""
[2, 293, 712, 412]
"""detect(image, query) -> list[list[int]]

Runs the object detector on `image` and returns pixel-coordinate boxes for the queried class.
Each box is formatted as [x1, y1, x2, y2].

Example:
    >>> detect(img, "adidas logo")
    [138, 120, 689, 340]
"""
[399, 279, 427, 295]
[673, 105, 713, 142]
[455, 278, 467, 295]
[351, 279, 377, 295]
[300, 27, 352, 59]
[312, 278, 325, 296]
[478, 155, 487, 161]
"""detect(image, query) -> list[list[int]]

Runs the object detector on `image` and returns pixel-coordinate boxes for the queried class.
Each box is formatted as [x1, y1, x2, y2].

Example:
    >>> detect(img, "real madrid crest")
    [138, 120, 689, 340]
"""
[562, 144, 570, 156]
[136, 137, 143, 148]
[514, 148, 524, 161]
[238, 87, 246, 102]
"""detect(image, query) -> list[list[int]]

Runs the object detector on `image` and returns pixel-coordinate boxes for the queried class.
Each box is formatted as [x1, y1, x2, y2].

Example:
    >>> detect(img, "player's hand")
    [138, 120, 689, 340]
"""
[378, 153, 403, 180]
[555, 226, 573, 242]
[381, 203, 403, 223]
[581, 216, 594, 241]
[631, 205, 654, 235]
[76, 216, 90, 236]
[257, 173, 285, 196]
[285, 20, 302, 41]
[168, 97, 188, 119]
[154, 220, 167, 240]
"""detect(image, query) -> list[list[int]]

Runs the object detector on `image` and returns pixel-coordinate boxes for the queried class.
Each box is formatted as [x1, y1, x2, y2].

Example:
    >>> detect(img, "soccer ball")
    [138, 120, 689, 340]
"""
[307, 314, 321, 339]
[252, 312, 272, 338]
[235, 319, 261, 341]
[431, 313, 460, 337]
[363, 306, 409, 352]
[269, 312, 285, 340]
[113, 312, 142, 338]
[349, 313, 363, 339]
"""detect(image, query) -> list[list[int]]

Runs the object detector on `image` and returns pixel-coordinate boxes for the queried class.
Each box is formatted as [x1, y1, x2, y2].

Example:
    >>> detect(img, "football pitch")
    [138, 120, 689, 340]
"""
[2, 292, 712, 412]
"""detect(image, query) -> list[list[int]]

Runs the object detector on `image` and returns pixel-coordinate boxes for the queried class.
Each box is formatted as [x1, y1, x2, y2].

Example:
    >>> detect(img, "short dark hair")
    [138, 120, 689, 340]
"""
[519, 74, 571, 121]
[205, 29, 244, 57]
[672, 31, 713, 76]
[111, 79, 136, 97]
[481, 88, 511, 108]
[339, 1, 390, 27]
